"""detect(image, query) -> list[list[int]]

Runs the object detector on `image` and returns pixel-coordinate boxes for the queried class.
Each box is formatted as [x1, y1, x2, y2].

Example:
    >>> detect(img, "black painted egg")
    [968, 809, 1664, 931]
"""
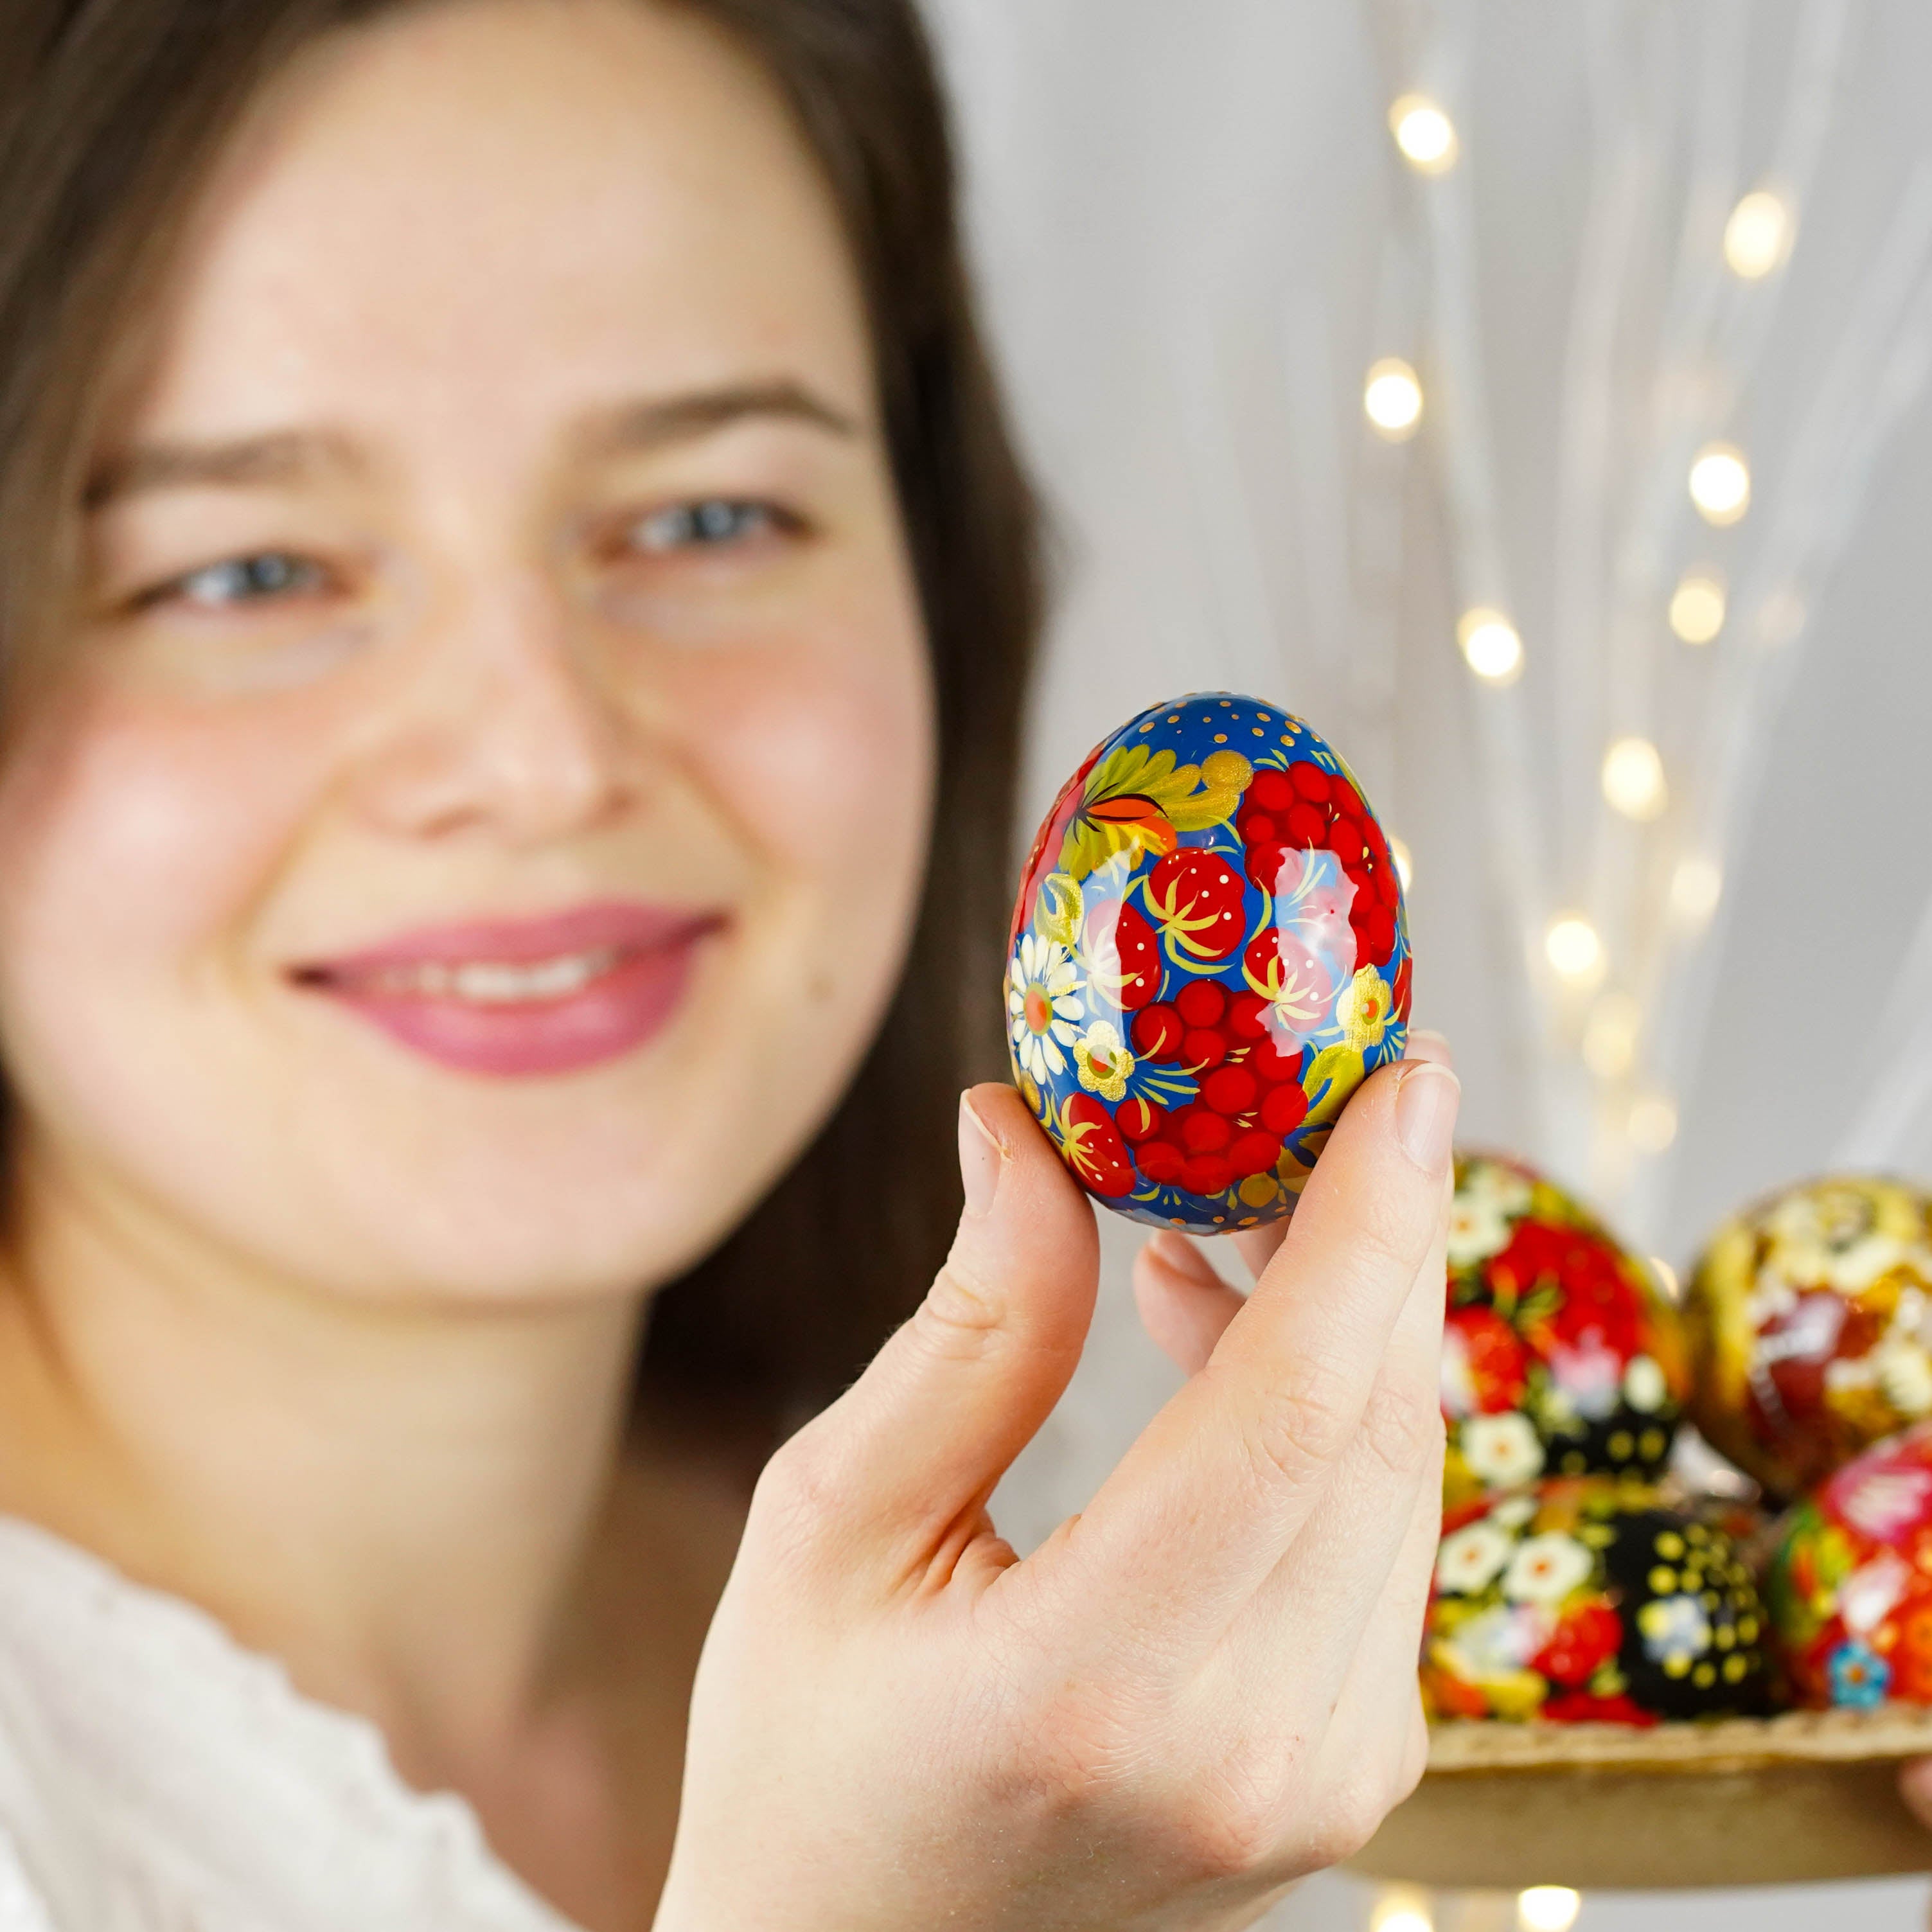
[1423, 1476, 1771, 1724]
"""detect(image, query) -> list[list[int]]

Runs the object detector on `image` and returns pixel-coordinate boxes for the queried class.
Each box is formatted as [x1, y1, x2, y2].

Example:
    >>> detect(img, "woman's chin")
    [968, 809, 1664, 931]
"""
[279, 1137, 768, 1308]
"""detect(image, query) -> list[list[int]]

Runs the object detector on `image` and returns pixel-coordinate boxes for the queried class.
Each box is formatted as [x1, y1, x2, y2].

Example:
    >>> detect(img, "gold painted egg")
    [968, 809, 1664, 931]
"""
[1687, 1176, 1932, 1500]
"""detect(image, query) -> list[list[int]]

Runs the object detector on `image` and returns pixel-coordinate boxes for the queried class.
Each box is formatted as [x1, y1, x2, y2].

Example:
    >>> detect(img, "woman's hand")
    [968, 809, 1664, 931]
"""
[655, 1045, 1458, 1932]
[1899, 1759, 1932, 1841]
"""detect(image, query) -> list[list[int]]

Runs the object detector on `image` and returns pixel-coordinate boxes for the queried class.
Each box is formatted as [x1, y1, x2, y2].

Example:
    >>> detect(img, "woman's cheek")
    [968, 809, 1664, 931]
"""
[0, 683, 333, 1038]
[680, 598, 934, 905]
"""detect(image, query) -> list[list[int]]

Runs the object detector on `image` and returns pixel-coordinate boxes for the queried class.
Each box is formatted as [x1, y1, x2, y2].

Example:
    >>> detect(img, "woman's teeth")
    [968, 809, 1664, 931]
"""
[368, 947, 623, 1004]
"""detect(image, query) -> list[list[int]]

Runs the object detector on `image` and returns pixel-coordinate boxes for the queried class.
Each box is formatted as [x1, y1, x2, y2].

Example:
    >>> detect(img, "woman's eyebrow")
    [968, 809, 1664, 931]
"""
[84, 382, 861, 508]
[572, 379, 862, 459]
[86, 428, 366, 507]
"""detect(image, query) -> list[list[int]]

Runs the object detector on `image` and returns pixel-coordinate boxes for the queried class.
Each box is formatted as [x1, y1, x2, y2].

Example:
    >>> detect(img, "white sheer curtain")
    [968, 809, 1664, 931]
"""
[931, 1, 1932, 1925]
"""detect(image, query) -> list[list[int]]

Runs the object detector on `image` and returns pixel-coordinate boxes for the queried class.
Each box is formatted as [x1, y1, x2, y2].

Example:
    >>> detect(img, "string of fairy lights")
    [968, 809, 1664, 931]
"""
[1343, 6, 1932, 1925]
[1379, 88, 1785, 1174]
[1353, 0, 1932, 1266]
[1354, 90, 1756, 1227]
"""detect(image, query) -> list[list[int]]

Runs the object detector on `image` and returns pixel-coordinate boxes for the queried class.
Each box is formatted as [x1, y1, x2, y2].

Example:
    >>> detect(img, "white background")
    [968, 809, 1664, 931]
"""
[928, 1, 1932, 1924]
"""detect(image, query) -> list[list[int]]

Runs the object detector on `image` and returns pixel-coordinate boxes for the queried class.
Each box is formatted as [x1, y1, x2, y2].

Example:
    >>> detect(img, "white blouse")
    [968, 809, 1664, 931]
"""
[0, 1516, 579, 1932]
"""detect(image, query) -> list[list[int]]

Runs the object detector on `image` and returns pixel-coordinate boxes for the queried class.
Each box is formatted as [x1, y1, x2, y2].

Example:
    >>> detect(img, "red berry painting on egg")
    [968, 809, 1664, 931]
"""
[1006, 693, 1412, 1230]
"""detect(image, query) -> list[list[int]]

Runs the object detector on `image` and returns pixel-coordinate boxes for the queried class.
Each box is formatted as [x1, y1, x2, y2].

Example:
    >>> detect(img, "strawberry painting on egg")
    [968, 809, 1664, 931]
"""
[1004, 693, 1413, 1231]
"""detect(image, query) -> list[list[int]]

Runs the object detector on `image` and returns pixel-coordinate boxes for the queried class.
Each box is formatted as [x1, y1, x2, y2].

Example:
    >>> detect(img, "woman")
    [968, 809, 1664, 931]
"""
[0, 1, 1460, 1926]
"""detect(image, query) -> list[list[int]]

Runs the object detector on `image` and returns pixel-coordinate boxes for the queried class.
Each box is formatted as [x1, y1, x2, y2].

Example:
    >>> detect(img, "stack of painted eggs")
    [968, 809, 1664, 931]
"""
[1008, 696, 1932, 1729]
[1423, 1155, 1773, 1726]
[1424, 1165, 1932, 1727]
[1691, 1176, 1932, 1714]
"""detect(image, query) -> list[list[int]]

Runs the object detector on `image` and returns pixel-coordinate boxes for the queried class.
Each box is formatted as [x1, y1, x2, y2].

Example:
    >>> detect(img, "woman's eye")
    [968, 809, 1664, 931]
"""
[624, 500, 786, 554]
[152, 551, 332, 610]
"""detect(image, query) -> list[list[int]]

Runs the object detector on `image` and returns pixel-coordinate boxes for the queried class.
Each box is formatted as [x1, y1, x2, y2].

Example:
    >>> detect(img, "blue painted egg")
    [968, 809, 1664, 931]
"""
[1005, 693, 1413, 1231]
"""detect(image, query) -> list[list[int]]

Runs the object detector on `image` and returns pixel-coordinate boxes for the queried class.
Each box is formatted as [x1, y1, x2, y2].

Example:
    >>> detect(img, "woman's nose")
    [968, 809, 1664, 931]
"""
[350, 573, 649, 847]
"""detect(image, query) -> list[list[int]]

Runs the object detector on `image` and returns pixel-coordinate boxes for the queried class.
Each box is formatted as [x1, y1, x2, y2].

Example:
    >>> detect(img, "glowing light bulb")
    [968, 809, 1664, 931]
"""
[1689, 443, 1750, 525]
[1364, 357, 1424, 438]
[1518, 1887, 1582, 1932]
[1724, 190, 1791, 279]
[1374, 1912, 1431, 1932]
[1458, 607, 1523, 683]
[1390, 836, 1414, 891]
[1582, 991, 1642, 1079]
[1546, 914, 1604, 986]
[1670, 855, 1723, 923]
[1389, 94, 1457, 172]
[1371, 1888, 1434, 1932]
[1601, 736, 1668, 822]
[1629, 1092, 1679, 1155]
[1669, 571, 1726, 644]
[1651, 1257, 1681, 1303]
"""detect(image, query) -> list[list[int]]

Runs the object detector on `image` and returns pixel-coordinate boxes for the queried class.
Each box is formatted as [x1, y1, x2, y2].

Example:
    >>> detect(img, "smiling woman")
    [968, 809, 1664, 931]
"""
[1, 0, 1034, 1413]
[0, 0, 1034, 1920]
[0, 2, 1459, 1928]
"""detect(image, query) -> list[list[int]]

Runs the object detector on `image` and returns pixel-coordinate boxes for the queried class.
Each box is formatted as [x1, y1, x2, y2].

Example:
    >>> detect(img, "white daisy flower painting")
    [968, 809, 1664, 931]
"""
[1007, 934, 1084, 1085]
[1502, 1531, 1593, 1605]
[1435, 1521, 1514, 1597]
[1460, 1412, 1545, 1489]
[1447, 1158, 1534, 1268]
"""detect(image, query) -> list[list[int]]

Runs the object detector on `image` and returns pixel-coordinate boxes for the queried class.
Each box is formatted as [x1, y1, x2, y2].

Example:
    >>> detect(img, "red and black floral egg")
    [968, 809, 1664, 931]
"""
[1424, 1476, 1771, 1725]
[1442, 1154, 1690, 1510]
[1765, 1421, 1932, 1709]
[1006, 694, 1412, 1230]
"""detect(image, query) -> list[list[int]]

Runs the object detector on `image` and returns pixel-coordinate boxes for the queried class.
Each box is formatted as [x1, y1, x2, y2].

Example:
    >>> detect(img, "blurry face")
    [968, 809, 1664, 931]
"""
[0, 0, 934, 1302]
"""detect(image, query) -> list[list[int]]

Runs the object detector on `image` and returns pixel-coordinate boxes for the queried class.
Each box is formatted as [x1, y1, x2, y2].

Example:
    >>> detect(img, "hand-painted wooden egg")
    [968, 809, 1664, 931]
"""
[1006, 694, 1412, 1232]
[1686, 1176, 1932, 1501]
[1765, 1421, 1932, 1708]
[1441, 1155, 1688, 1511]
[1423, 1476, 1772, 1725]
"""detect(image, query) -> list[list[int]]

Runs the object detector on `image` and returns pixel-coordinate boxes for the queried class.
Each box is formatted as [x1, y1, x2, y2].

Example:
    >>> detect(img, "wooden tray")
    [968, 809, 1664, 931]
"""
[1349, 1710, 1932, 1890]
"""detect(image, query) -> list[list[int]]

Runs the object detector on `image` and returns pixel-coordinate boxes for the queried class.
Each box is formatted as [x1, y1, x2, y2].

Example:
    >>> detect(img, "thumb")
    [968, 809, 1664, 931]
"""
[784, 1083, 1099, 1570]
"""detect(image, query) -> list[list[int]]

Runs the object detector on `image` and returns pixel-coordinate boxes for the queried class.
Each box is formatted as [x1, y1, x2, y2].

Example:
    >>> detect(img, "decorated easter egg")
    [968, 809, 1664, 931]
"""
[1686, 1176, 1932, 1500]
[1764, 1421, 1932, 1709]
[1423, 1476, 1772, 1725]
[1005, 694, 1411, 1231]
[1441, 1155, 1688, 1511]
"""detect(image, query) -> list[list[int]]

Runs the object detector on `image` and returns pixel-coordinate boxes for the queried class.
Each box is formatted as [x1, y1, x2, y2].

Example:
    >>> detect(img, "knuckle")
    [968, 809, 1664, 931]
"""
[1310, 1760, 1399, 1867]
[1165, 1746, 1289, 1879]
[749, 1426, 843, 1563]
[1353, 1375, 1446, 1482]
[1337, 1173, 1436, 1297]
[992, 1685, 1139, 1825]
[995, 1696, 1313, 1888]
[911, 1259, 1011, 1364]
[1242, 1364, 1354, 1493]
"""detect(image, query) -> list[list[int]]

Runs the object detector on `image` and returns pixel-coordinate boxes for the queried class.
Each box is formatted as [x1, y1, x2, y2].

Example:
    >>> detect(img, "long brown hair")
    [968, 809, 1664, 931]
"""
[0, 0, 1039, 1431]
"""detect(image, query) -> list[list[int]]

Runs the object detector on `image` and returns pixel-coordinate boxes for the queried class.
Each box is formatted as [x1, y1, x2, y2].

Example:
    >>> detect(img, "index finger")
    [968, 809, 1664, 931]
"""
[1224, 1029, 1454, 1285]
[1061, 1054, 1458, 1647]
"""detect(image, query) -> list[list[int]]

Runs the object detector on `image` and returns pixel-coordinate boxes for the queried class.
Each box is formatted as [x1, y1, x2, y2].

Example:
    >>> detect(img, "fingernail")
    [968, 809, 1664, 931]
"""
[1405, 1028, 1454, 1068]
[1394, 1062, 1460, 1173]
[959, 1089, 1005, 1218]
[1148, 1229, 1217, 1283]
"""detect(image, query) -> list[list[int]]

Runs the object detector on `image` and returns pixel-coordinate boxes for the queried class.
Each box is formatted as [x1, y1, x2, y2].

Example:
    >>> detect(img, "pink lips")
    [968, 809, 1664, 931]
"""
[294, 900, 725, 1077]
